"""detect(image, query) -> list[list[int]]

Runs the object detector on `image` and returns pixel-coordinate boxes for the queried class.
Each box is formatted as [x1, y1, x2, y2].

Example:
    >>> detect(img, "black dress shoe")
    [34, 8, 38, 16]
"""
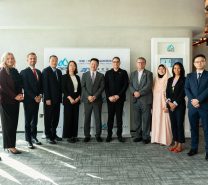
[106, 136, 112, 142]
[96, 137, 103, 142]
[46, 138, 57, 144]
[74, 138, 79, 142]
[187, 149, 198, 156]
[133, 138, 143, 142]
[205, 153, 208, 161]
[27, 142, 34, 149]
[84, 137, 90, 142]
[32, 138, 42, 145]
[67, 138, 75, 143]
[143, 139, 150, 144]
[118, 136, 125, 143]
[55, 136, 62, 141]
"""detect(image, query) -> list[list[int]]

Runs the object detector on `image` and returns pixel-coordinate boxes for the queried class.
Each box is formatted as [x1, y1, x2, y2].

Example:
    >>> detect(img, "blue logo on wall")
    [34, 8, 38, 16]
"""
[57, 58, 69, 69]
[80, 67, 89, 73]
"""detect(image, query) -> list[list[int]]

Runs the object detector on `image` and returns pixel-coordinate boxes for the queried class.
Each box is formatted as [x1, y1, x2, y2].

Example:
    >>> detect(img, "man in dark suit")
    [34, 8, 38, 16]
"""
[104, 57, 129, 142]
[185, 54, 208, 160]
[129, 57, 153, 144]
[81, 58, 105, 142]
[42, 55, 62, 144]
[20, 52, 42, 149]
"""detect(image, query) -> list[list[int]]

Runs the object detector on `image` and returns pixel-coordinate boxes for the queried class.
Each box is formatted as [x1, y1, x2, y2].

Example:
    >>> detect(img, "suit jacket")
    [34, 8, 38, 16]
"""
[166, 76, 186, 108]
[185, 70, 208, 110]
[62, 74, 81, 105]
[0, 67, 22, 104]
[42, 66, 62, 104]
[105, 68, 129, 102]
[129, 69, 153, 105]
[20, 67, 42, 104]
[81, 71, 105, 103]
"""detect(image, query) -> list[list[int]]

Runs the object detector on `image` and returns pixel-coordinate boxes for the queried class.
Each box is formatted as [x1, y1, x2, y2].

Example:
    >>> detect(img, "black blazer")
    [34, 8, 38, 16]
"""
[62, 74, 81, 105]
[105, 68, 129, 102]
[42, 66, 62, 104]
[166, 76, 186, 107]
[20, 67, 42, 104]
[185, 70, 208, 110]
[0, 67, 22, 104]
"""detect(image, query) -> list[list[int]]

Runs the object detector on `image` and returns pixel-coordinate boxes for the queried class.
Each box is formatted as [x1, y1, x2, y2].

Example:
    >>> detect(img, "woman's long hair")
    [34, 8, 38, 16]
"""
[0, 52, 16, 74]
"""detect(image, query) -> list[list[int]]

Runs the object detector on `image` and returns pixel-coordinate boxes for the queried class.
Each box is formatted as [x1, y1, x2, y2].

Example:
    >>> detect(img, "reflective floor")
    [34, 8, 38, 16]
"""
[0, 132, 208, 185]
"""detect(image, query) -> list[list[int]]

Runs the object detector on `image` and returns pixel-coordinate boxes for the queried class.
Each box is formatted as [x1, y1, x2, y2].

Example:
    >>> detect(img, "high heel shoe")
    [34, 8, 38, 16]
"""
[7, 148, 21, 154]
[173, 147, 182, 153]
[168, 146, 176, 151]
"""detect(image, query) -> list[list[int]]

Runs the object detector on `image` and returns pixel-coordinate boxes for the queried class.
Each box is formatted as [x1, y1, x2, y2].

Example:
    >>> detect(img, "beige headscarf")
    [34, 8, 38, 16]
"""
[153, 64, 170, 108]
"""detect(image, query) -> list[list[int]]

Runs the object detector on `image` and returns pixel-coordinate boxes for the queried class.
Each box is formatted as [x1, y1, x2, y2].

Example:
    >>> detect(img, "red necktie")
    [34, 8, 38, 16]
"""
[33, 69, 38, 80]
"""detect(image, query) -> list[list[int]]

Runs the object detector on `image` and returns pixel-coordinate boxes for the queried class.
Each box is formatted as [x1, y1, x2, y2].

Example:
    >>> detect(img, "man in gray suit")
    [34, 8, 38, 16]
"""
[130, 57, 153, 144]
[82, 58, 105, 142]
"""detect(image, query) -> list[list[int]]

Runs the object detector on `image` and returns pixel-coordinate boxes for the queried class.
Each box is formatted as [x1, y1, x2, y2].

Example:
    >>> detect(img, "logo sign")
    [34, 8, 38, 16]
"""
[167, 44, 175, 52]
[44, 48, 131, 137]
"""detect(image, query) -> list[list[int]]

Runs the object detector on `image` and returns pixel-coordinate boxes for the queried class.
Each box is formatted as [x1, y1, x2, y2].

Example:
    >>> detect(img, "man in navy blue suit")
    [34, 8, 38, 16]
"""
[185, 54, 208, 160]
[21, 52, 42, 149]
[42, 55, 62, 144]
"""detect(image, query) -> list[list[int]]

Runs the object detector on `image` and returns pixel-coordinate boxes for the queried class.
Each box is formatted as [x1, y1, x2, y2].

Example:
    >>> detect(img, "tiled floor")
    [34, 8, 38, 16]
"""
[0, 132, 208, 185]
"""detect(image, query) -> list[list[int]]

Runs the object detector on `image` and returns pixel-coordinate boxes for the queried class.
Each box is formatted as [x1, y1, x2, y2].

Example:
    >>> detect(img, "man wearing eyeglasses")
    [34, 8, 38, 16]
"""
[129, 57, 153, 144]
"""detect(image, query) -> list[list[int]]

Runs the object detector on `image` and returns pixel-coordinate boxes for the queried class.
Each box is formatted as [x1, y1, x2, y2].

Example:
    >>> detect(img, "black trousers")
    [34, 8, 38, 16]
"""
[23, 102, 39, 142]
[107, 100, 124, 137]
[0, 103, 19, 149]
[169, 105, 186, 143]
[44, 103, 60, 140]
[63, 103, 79, 138]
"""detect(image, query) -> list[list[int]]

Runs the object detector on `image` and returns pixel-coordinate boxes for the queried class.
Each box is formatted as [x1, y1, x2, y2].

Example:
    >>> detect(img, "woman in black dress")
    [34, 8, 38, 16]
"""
[0, 52, 24, 154]
[166, 62, 186, 153]
[62, 61, 81, 143]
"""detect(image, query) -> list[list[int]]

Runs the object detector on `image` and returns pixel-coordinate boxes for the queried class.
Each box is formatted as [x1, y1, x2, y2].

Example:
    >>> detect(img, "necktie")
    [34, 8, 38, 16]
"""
[33, 69, 38, 80]
[53, 69, 58, 80]
[197, 73, 201, 85]
[92, 72, 95, 83]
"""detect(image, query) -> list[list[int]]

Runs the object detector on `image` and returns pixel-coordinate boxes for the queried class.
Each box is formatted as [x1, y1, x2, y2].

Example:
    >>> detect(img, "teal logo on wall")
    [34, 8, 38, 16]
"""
[167, 44, 175, 52]
[57, 58, 69, 70]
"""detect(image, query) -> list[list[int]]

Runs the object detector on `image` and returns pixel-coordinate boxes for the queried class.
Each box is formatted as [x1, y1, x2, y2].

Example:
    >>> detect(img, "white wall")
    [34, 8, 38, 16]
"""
[0, 0, 205, 131]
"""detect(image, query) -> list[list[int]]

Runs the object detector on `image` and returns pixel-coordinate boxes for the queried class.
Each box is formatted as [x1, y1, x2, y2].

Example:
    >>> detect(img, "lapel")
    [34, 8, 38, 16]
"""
[67, 75, 74, 92]
[49, 67, 58, 82]
[172, 77, 179, 93]
[87, 71, 93, 86]
[198, 70, 206, 88]
[134, 71, 139, 89]
[94, 71, 99, 85]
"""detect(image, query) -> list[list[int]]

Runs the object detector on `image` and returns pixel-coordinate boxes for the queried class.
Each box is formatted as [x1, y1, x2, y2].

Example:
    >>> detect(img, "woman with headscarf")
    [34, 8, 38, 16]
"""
[0, 52, 23, 154]
[151, 64, 172, 146]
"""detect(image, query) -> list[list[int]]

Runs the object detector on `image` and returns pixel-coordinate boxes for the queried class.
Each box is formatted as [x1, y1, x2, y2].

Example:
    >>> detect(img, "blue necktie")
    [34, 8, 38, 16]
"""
[197, 73, 201, 85]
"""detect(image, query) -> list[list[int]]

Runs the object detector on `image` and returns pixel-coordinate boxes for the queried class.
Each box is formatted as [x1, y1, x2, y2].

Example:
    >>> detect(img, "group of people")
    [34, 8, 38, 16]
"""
[0, 52, 208, 161]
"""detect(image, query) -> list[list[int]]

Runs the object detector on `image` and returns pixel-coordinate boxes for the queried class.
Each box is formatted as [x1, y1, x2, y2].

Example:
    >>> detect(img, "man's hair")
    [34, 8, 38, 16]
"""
[27, 52, 36, 58]
[90, 58, 99, 65]
[49, 55, 58, 60]
[193, 54, 206, 63]
[112, 56, 120, 62]
[137, 57, 146, 63]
